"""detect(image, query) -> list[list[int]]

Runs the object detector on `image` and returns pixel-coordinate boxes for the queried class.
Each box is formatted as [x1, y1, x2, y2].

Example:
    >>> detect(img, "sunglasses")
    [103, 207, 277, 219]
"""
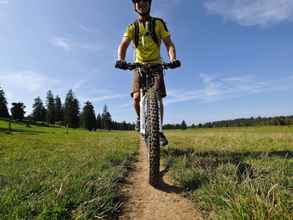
[133, 0, 149, 3]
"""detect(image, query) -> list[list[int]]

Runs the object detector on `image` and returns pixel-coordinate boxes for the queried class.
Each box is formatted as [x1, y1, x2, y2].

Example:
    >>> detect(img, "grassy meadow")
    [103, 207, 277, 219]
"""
[0, 120, 139, 219]
[1, 119, 292, 220]
[163, 127, 293, 219]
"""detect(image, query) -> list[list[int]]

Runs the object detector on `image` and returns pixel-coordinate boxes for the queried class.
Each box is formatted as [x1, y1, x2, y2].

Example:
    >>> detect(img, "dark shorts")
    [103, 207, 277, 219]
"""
[131, 68, 167, 98]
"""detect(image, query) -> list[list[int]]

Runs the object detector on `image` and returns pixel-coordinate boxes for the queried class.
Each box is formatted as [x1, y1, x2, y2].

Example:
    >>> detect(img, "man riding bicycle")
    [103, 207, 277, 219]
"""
[115, 0, 181, 146]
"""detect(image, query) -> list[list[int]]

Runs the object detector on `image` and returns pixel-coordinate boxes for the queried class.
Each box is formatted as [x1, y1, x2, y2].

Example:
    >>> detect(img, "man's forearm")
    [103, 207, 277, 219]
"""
[118, 44, 127, 61]
[168, 44, 176, 61]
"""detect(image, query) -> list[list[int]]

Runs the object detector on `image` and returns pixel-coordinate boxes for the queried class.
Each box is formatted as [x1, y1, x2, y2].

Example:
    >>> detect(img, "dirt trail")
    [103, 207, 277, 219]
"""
[119, 139, 201, 220]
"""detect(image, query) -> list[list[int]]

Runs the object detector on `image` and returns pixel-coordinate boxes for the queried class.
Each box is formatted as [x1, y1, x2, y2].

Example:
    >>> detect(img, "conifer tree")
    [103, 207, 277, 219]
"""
[96, 113, 102, 129]
[72, 98, 80, 128]
[64, 90, 80, 128]
[46, 90, 55, 124]
[81, 101, 96, 131]
[11, 102, 26, 121]
[0, 87, 10, 118]
[101, 105, 112, 130]
[181, 120, 187, 130]
[32, 97, 46, 121]
[64, 90, 74, 127]
[55, 96, 63, 122]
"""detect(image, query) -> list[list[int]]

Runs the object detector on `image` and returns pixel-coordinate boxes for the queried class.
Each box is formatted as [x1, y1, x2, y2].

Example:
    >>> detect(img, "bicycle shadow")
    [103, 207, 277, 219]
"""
[152, 165, 185, 193]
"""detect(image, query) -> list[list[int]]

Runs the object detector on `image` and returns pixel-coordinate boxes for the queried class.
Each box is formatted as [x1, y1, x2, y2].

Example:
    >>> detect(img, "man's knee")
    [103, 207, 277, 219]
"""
[133, 92, 140, 104]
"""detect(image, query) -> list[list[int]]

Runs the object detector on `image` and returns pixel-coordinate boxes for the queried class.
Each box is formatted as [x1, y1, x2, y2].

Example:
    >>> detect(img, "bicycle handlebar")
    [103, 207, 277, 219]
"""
[115, 62, 180, 71]
[127, 63, 174, 71]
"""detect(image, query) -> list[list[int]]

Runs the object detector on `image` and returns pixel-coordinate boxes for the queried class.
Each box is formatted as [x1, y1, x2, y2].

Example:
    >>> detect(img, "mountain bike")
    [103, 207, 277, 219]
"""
[116, 62, 180, 186]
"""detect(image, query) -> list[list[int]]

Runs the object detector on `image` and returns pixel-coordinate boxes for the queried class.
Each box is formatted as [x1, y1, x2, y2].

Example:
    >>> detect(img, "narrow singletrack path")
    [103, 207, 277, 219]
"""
[119, 139, 201, 220]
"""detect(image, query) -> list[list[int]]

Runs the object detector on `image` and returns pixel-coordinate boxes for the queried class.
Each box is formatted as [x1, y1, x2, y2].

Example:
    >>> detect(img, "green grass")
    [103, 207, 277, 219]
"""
[2, 120, 292, 219]
[163, 127, 293, 220]
[0, 120, 139, 219]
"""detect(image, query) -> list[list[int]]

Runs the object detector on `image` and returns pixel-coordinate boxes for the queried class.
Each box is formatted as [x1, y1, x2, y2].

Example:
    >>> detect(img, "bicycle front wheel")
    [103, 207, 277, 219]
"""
[146, 87, 160, 186]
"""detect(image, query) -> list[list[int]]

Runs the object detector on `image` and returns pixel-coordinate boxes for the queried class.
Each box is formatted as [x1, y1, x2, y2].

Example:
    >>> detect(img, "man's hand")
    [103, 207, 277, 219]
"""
[115, 60, 128, 70]
[169, 60, 181, 69]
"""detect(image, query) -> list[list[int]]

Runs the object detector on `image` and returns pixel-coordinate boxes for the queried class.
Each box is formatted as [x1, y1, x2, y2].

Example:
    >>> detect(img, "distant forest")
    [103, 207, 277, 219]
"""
[189, 115, 293, 129]
[163, 115, 293, 130]
[1, 86, 292, 131]
[0, 87, 134, 131]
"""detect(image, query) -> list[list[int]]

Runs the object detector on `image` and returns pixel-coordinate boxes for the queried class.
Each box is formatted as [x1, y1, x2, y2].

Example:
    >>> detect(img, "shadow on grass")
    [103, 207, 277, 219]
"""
[162, 148, 292, 185]
[165, 148, 293, 160]
[150, 165, 185, 193]
[0, 127, 46, 135]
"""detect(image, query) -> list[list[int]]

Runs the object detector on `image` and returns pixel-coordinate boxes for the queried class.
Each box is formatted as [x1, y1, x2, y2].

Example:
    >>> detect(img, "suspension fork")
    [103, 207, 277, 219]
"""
[140, 88, 163, 136]
[140, 90, 146, 135]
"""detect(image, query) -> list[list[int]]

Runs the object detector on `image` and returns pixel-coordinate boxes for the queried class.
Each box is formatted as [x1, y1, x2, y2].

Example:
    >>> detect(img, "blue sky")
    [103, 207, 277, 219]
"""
[0, 0, 293, 125]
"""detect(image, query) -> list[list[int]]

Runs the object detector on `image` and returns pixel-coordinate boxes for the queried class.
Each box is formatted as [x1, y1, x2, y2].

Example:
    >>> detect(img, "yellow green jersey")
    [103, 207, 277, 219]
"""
[124, 18, 170, 64]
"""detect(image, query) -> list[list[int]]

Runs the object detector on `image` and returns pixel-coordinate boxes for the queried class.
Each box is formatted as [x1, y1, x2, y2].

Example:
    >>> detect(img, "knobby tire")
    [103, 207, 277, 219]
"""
[146, 87, 160, 186]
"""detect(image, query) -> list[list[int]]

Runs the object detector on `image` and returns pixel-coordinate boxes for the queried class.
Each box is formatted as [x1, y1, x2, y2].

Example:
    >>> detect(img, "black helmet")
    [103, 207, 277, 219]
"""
[132, 0, 152, 15]
[132, 0, 152, 4]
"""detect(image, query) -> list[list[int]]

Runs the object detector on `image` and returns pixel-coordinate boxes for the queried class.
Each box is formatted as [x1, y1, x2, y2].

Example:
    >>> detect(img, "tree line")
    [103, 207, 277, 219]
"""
[190, 116, 293, 128]
[163, 120, 187, 130]
[0, 87, 134, 131]
[2, 86, 292, 130]
[164, 116, 293, 129]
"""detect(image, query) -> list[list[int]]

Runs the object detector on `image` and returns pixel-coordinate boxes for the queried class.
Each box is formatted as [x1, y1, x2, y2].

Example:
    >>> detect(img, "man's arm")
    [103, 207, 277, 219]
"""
[162, 36, 177, 62]
[118, 37, 131, 61]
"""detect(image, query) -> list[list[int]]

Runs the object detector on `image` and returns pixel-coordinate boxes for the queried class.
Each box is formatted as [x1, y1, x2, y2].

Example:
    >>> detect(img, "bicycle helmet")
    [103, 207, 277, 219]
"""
[132, 0, 152, 16]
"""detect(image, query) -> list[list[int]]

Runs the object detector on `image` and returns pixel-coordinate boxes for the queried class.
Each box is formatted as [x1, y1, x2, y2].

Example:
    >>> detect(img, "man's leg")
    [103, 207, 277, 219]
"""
[133, 92, 140, 131]
[133, 92, 140, 117]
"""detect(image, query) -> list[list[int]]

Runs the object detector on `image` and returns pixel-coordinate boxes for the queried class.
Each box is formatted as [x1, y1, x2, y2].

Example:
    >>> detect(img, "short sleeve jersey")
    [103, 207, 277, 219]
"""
[124, 18, 170, 64]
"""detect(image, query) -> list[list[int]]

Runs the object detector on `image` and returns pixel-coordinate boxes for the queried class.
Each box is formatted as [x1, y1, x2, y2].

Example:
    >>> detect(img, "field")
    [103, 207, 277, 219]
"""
[0, 120, 139, 219]
[1, 120, 292, 219]
[163, 127, 293, 219]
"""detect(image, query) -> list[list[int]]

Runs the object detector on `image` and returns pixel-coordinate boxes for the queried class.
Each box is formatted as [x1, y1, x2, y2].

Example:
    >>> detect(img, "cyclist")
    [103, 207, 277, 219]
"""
[115, 0, 180, 146]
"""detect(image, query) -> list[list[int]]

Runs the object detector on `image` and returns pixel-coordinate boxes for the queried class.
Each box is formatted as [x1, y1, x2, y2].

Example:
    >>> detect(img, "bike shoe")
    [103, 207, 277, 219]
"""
[159, 132, 168, 146]
[135, 117, 140, 132]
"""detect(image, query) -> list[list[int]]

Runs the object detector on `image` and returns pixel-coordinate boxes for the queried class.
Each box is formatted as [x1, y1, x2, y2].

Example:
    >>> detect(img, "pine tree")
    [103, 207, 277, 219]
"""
[11, 102, 26, 121]
[55, 96, 63, 122]
[32, 97, 46, 121]
[101, 105, 112, 130]
[46, 90, 55, 124]
[96, 113, 102, 129]
[181, 120, 187, 130]
[81, 101, 96, 131]
[0, 87, 10, 118]
[72, 98, 80, 128]
[64, 90, 80, 128]
[64, 90, 74, 127]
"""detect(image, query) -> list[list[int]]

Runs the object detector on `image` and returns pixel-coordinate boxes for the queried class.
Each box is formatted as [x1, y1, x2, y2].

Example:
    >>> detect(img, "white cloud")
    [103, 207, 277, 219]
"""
[50, 37, 73, 51]
[204, 0, 293, 26]
[79, 89, 128, 104]
[0, 71, 126, 116]
[72, 80, 88, 91]
[166, 73, 293, 105]
[0, 71, 59, 93]
[80, 25, 100, 34]
[0, 71, 61, 114]
[50, 36, 103, 52]
[91, 94, 125, 102]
